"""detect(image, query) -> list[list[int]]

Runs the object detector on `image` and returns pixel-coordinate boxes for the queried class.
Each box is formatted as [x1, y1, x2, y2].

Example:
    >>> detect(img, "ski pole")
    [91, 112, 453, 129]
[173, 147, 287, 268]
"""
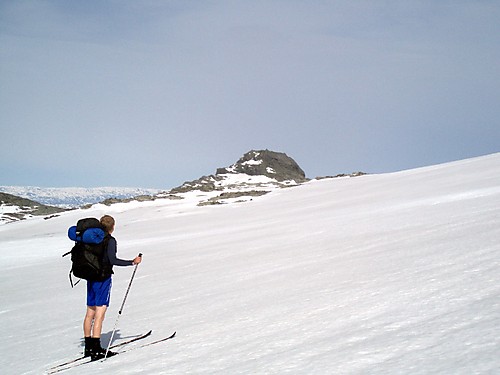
[105, 253, 142, 359]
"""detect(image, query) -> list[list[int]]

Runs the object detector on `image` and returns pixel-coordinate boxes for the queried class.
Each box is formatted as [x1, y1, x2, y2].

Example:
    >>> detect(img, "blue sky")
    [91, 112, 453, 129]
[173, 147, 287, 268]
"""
[1, 0, 499, 189]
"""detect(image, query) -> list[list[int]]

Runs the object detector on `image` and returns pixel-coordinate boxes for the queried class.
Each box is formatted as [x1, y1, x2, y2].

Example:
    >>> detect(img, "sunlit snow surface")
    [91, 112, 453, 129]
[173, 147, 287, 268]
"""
[1, 154, 499, 374]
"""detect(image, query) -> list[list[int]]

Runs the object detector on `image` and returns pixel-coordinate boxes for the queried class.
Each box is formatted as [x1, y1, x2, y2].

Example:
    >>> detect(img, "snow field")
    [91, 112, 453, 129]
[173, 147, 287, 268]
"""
[0, 153, 499, 374]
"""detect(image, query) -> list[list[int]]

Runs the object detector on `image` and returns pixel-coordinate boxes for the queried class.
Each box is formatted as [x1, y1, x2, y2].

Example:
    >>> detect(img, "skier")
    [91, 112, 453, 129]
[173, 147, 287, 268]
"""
[83, 215, 142, 361]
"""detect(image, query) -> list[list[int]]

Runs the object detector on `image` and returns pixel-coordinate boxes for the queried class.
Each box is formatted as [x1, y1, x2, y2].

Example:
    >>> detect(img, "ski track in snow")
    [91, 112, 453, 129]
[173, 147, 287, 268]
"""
[0, 153, 499, 374]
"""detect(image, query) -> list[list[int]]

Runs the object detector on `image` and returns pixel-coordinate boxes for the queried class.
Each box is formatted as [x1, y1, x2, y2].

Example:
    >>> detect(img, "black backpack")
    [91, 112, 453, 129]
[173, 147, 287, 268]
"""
[64, 217, 113, 286]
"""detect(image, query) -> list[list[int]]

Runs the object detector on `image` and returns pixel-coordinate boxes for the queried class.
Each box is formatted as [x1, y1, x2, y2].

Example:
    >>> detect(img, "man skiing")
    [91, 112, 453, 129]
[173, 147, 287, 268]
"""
[83, 215, 142, 361]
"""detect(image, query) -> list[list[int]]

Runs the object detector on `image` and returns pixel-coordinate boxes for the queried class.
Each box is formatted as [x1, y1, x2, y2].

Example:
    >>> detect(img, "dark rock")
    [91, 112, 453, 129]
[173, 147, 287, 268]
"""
[216, 150, 307, 182]
[315, 171, 367, 180]
[0, 192, 68, 223]
[170, 150, 307, 195]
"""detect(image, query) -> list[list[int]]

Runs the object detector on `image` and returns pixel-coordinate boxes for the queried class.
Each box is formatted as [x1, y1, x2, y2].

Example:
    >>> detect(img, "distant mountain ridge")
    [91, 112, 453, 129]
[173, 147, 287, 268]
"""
[0, 186, 160, 225]
[0, 186, 160, 208]
[1, 149, 365, 223]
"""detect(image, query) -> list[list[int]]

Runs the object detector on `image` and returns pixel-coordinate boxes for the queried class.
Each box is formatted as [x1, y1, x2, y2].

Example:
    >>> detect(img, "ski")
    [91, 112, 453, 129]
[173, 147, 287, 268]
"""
[118, 331, 176, 354]
[47, 330, 152, 373]
[47, 331, 175, 373]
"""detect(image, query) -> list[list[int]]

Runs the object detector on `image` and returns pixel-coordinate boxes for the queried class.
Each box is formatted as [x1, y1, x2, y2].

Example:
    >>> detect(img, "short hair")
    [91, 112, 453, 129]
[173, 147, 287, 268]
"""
[100, 215, 115, 233]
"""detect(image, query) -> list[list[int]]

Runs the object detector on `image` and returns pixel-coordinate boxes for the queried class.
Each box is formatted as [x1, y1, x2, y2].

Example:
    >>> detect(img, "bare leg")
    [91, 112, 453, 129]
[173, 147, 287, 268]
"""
[84, 306, 96, 337]
[91, 305, 108, 338]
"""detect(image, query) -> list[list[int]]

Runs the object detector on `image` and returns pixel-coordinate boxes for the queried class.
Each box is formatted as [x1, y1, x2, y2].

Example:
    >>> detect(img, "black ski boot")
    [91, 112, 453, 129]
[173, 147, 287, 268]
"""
[84, 337, 93, 357]
[90, 337, 117, 361]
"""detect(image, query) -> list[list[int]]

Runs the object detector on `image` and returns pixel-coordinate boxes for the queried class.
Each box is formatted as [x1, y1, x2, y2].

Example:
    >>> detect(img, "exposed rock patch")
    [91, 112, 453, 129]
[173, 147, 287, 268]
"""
[315, 171, 367, 180]
[0, 192, 68, 224]
[197, 190, 269, 206]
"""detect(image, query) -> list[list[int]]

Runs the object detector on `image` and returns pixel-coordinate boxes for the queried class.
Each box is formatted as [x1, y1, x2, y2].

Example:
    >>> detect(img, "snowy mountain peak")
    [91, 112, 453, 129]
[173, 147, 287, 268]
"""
[165, 150, 308, 205]
[216, 150, 307, 182]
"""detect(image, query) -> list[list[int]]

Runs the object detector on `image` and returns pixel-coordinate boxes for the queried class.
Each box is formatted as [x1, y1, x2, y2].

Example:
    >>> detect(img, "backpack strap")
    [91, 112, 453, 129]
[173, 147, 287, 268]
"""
[68, 270, 81, 288]
[63, 249, 78, 287]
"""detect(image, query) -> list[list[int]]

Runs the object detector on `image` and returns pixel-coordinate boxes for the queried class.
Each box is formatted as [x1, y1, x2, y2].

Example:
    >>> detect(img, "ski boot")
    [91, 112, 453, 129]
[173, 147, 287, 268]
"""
[90, 337, 117, 361]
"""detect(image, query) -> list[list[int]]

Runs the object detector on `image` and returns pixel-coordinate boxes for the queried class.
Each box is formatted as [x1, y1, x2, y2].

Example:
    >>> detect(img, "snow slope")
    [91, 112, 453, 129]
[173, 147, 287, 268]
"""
[1, 153, 499, 374]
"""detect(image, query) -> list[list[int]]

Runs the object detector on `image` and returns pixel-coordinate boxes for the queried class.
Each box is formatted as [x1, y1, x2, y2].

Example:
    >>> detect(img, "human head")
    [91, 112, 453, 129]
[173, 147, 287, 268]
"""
[100, 215, 115, 234]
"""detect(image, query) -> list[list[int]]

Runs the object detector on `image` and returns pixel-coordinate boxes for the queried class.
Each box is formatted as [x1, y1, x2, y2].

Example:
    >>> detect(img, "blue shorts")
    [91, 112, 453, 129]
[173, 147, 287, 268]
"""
[87, 277, 112, 307]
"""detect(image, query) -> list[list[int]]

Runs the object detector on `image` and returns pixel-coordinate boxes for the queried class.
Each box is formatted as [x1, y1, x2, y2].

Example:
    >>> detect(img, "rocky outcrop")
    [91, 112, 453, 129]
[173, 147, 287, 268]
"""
[170, 150, 307, 195]
[198, 190, 269, 206]
[216, 150, 307, 182]
[315, 171, 367, 180]
[0, 192, 68, 224]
